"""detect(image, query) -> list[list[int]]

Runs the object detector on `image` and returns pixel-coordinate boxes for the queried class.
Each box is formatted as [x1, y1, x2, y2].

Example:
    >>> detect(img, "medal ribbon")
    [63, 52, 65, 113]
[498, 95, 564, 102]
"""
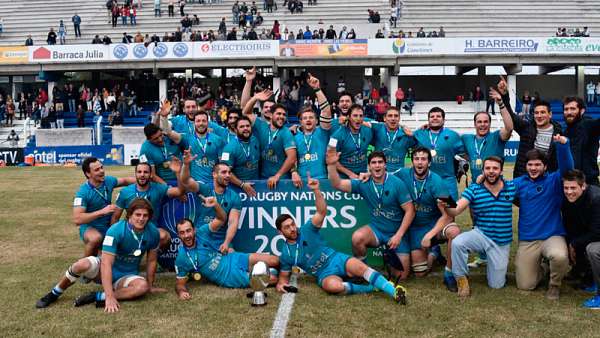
[237, 137, 251, 160]
[185, 245, 200, 271]
[370, 173, 388, 208]
[428, 129, 442, 150]
[127, 223, 144, 255]
[412, 169, 430, 202]
[195, 133, 209, 155]
[386, 128, 399, 148]
[350, 131, 362, 152]
[303, 132, 313, 154]
[474, 136, 487, 159]
[89, 182, 110, 204]
[268, 128, 280, 150]
[286, 242, 300, 268]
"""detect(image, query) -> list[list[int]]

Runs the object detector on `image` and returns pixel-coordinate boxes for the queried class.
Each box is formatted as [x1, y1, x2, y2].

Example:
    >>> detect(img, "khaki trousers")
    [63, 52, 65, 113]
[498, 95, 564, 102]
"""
[515, 236, 569, 290]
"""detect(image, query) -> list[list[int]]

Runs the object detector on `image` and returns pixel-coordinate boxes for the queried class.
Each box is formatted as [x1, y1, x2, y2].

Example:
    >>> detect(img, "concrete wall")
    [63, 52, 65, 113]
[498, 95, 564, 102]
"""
[36, 128, 93, 147]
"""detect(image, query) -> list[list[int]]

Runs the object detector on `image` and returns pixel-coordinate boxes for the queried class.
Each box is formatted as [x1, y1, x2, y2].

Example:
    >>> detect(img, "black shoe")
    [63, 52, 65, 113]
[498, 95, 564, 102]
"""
[74, 292, 96, 307]
[36, 292, 59, 308]
[95, 299, 106, 308]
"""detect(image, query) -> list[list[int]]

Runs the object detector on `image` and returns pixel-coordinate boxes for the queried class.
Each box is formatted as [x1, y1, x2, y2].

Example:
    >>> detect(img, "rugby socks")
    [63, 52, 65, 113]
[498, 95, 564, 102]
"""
[363, 267, 396, 298]
[444, 267, 453, 278]
[95, 291, 106, 301]
[51, 285, 64, 297]
[343, 282, 375, 295]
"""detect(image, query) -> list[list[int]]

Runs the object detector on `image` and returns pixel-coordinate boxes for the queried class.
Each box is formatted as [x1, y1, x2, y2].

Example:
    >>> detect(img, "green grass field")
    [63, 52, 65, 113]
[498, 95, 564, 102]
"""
[0, 166, 598, 338]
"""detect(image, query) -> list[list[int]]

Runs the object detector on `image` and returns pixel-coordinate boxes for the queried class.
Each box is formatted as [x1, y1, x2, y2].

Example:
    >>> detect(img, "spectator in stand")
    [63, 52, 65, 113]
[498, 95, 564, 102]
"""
[586, 81, 596, 104]
[303, 26, 312, 39]
[248, 28, 258, 40]
[374, 97, 389, 121]
[389, 4, 398, 28]
[134, 32, 144, 42]
[5, 96, 15, 127]
[218, 17, 227, 36]
[251, 1, 258, 14]
[58, 20, 67, 45]
[521, 90, 532, 117]
[181, 15, 192, 33]
[92, 35, 102, 44]
[154, 0, 162, 17]
[122, 32, 133, 43]
[121, 5, 129, 25]
[271, 20, 280, 39]
[380, 83, 389, 102]
[266, 0, 274, 13]
[130, 6, 137, 25]
[325, 25, 337, 39]
[439, 26, 446, 37]
[395, 86, 404, 109]
[596, 82, 600, 105]
[102, 35, 112, 44]
[375, 29, 384, 38]
[179, 0, 186, 16]
[232, 1, 240, 24]
[486, 86, 496, 115]
[56, 105, 64, 128]
[47, 28, 57, 45]
[112, 4, 120, 26]
[346, 28, 356, 39]
[168, 0, 174, 17]
[471, 85, 483, 112]
[404, 87, 414, 115]
[129, 91, 138, 117]
[7, 130, 19, 147]
[227, 27, 237, 40]
[416, 27, 426, 37]
[255, 12, 263, 26]
[582, 27, 590, 37]
[25, 35, 34, 46]
[72, 13, 82, 38]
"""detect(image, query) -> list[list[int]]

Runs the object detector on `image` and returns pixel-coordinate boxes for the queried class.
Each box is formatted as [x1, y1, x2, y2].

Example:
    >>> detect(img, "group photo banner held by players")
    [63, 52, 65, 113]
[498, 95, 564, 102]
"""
[232, 179, 371, 258]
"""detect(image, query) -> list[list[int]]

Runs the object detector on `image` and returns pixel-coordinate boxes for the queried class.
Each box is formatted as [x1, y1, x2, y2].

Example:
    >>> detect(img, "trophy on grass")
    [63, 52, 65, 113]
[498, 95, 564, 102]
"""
[248, 261, 270, 306]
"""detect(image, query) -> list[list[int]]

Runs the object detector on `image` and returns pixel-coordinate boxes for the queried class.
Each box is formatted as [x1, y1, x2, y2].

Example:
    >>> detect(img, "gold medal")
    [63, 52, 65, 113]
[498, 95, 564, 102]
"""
[304, 153, 311, 161]
[268, 149, 274, 156]
[133, 249, 142, 257]
[162, 161, 170, 169]
[430, 149, 437, 157]
[476, 158, 483, 167]
[292, 266, 300, 275]
[192, 272, 202, 281]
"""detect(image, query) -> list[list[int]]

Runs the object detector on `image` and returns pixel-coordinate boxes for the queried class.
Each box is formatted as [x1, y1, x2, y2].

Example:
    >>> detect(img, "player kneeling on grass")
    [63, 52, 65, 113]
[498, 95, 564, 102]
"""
[174, 196, 279, 300]
[36, 198, 167, 312]
[275, 173, 407, 304]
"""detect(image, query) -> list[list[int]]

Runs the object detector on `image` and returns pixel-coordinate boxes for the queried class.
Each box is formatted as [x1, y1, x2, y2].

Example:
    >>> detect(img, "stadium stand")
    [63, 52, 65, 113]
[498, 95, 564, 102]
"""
[2, 0, 598, 46]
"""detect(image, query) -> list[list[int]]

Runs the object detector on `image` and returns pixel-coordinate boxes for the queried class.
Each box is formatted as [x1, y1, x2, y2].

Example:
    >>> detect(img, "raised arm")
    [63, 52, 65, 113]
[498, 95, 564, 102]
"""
[179, 149, 200, 192]
[307, 173, 327, 228]
[240, 66, 256, 110]
[553, 134, 574, 175]
[444, 197, 470, 218]
[242, 89, 273, 124]
[307, 74, 332, 130]
[489, 86, 513, 141]
[326, 146, 352, 192]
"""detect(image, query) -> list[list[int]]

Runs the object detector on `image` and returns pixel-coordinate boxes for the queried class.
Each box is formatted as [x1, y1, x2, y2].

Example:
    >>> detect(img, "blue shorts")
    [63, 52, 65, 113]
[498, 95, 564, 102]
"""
[218, 252, 251, 288]
[316, 252, 351, 287]
[78, 224, 108, 242]
[398, 226, 432, 254]
[368, 225, 402, 253]
[442, 176, 458, 201]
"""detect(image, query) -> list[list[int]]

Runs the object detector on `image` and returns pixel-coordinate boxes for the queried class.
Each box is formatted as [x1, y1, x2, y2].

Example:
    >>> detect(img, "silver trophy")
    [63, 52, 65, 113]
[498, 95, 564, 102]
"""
[249, 261, 270, 306]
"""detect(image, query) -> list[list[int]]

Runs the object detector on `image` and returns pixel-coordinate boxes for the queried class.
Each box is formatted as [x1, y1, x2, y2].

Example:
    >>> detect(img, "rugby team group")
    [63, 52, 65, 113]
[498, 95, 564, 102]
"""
[35, 68, 600, 312]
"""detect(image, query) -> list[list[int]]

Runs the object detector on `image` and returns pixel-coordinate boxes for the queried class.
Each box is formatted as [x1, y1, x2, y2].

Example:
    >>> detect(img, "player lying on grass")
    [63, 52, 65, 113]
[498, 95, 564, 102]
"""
[275, 172, 407, 304]
[36, 198, 166, 312]
[173, 212, 279, 300]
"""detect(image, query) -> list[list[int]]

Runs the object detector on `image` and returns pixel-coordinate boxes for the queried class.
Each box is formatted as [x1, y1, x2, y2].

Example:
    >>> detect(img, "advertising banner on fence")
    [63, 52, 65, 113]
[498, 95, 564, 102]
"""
[231, 180, 373, 259]
[0, 147, 24, 165]
[279, 39, 368, 57]
[368, 38, 545, 56]
[29, 44, 109, 63]
[195, 40, 279, 58]
[24, 145, 124, 165]
[110, 42, 194, 61]
[0, 46, 29, 64]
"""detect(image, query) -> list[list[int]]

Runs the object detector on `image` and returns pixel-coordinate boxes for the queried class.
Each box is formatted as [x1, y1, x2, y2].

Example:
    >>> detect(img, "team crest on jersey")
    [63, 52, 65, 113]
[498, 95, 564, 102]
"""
[73, 197, 82, 206]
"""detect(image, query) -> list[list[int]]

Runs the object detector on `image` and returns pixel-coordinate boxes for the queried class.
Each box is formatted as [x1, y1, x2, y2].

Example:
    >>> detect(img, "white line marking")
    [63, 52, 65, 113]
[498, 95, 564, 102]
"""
[269, 274, 298, 338]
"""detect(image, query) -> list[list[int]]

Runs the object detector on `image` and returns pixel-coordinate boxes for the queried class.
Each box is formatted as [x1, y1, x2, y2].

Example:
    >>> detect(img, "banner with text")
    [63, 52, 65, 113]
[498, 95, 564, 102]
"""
[29, 44, 109, 63]
[0, 46, 29, 64]
[279, 39, 368, 57]
[24, 145, 124, 165]
[195, 40, 279, 58]
[110, 42, 195, 61]
[231, 180, 377, 260]
[0, 147, 24, 165]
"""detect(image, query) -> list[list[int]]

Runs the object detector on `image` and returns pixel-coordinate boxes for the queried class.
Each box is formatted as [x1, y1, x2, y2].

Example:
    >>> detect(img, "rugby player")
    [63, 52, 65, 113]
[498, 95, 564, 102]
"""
[393, 147, 460, 291]
[329, 104, 374, 178]
[275, 173, 407, 304]
[243, 90, 297, 189]
[328, 148, 415, 280]
[180, 149, 242, 254]
[293, 73, 333, 186]
[161, 110, 226, 183]
[367, 106, 415, 173]
[73, 157, 135, 257]
[36, 199, 166, 311]
[174, 197, 279, 298]
[220, 115, 260, 197]
[111, 162, 185, 249]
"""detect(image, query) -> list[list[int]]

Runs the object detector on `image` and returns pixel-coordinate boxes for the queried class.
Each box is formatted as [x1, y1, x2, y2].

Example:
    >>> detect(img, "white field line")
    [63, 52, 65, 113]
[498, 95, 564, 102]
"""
[269, 274, 298, 338]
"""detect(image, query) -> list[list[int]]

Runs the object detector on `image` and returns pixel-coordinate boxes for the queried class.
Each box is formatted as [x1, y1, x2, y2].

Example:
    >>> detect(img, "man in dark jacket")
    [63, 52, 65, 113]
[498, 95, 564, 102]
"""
[562, 96, 600, 186]
[561, 169, 600, 308]
[498, 77, 562, 178]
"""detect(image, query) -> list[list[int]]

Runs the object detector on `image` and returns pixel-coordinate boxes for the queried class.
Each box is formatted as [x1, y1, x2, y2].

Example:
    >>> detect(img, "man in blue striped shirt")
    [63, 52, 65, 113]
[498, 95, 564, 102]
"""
[445, 156, 517, 297]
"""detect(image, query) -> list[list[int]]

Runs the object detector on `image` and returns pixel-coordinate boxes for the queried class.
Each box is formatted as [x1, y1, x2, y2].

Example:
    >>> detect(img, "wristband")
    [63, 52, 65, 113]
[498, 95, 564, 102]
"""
[313, 88, 322, 94]
[319, 101, 330, 110]
[240, 182, 246, 188]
